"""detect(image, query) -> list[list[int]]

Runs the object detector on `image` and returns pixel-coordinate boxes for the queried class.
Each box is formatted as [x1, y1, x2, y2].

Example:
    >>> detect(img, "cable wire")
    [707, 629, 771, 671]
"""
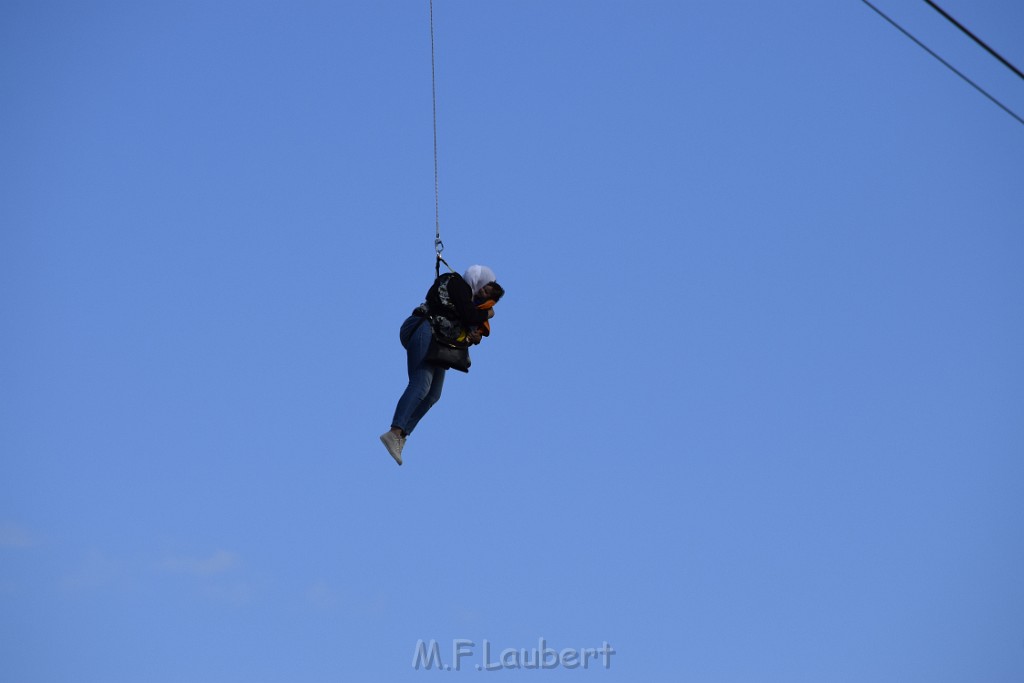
[923, 0, 1024, 82]
[430, 0, 440, 244]
[429, 0, 455, 278]
[859, 0, 1024, 127]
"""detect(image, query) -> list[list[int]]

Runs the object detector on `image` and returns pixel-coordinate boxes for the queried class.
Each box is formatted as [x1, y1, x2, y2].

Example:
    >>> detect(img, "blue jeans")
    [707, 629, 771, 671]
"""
[391, 316, 446, 435]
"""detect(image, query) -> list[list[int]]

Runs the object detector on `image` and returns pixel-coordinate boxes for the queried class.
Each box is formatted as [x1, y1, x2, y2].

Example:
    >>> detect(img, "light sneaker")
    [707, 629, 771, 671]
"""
[379, 431, 404, 466]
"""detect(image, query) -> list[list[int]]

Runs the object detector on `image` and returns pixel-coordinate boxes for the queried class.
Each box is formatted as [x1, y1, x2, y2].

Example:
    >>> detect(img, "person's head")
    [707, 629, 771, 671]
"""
[463, 265, 500, 299]
[478, 281, 505, 303]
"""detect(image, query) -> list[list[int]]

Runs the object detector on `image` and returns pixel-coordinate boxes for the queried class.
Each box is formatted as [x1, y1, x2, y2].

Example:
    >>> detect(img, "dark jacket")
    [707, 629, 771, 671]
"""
[418, 273, 489, 344]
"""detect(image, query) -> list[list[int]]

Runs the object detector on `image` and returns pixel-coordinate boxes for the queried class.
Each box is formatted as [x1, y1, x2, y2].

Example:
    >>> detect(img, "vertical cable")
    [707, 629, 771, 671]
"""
[429, 0, 442, 271]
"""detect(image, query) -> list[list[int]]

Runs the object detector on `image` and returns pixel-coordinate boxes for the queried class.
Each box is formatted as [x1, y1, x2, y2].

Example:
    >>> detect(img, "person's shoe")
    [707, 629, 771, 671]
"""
[379, 431, 404, 466]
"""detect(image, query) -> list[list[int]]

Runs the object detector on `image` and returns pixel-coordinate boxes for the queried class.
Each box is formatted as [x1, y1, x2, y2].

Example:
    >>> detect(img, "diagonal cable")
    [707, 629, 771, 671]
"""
[923, 0, 1024, 82]
[860, 0, 1024, 127]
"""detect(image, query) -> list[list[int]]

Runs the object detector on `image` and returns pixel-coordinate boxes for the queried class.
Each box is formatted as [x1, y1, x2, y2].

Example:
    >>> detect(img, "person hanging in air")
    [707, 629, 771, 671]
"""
[380, 265, 505, 465]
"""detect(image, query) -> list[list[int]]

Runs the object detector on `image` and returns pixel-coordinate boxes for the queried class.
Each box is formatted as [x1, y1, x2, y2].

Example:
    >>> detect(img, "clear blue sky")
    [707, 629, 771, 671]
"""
[3, 1, 1023, 681]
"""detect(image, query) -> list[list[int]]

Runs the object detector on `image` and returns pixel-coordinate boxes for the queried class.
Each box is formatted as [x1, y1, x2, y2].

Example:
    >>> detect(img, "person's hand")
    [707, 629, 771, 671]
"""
[487, 307, 495, 319]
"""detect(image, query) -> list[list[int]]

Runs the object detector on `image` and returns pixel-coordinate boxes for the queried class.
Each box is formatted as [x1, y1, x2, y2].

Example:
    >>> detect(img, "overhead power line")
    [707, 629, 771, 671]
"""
[923, 0, 1024, 82]
[859, 0, 1024, 128]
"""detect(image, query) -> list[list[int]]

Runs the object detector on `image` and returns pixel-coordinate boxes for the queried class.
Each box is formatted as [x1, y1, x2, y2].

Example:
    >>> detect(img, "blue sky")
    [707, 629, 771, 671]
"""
[2, 1, 1023, 681]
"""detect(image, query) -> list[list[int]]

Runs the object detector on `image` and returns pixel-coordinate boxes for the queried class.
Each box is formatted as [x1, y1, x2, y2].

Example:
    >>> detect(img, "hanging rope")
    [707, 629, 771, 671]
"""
[429, 0, 452, 279]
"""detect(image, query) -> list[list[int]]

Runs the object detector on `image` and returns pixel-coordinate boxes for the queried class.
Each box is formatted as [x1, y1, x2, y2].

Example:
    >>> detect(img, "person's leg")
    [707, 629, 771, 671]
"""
[391, 317, 438, 436]
[404, 364, 445, 434]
